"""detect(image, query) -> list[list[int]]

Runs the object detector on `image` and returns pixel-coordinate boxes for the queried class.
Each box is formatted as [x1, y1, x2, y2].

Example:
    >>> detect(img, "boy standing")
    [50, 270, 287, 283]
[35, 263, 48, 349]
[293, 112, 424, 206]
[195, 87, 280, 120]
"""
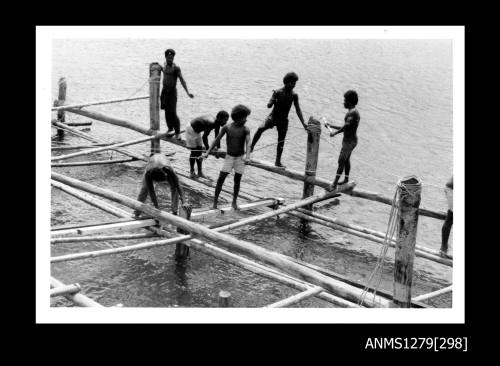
[160, 48, 194, 140]
[203, 105, 252, 210]
[185, 111, 229, 179]
[326, 90, 360, 191]
[250, 72, 307, 167]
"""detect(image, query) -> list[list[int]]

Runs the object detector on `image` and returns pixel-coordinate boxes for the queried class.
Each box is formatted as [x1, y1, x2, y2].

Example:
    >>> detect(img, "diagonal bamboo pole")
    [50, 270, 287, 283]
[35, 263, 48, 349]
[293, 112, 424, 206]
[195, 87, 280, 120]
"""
[412, 285, 452, 302]
[52, 158, 138, 167]
[51, 133, 168, 162]
[264, 286, 324, 308]
[51, 95, 149, 111]
[51, 171, 390, 307]
[51, 232, 157, 244]
[50, 277, 103, 307]
[50, 283, 81, 297]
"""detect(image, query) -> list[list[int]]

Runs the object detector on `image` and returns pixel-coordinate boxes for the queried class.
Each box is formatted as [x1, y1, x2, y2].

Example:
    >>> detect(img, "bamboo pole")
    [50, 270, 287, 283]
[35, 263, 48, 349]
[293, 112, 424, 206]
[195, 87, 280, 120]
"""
[190, 198, 283, 221]
[52, 158, 138, 167]
[51, 95, 149, 111]
[295, 207, 452, 261]
[51, 133, 167, 162]
[66, 121, 93, 127]
[51, 180, 132, 217]
[265, 286, 323, 308]
[52, 143, 118, 151]
[149, 63, 162, 154]
[302, 117, 321, 211]
[392, 176, 422, 308]
[50, 277, 103, 307]
[54, 77, 67, 138]
[50, 283, 81, 297]
[412, 285, 452, 302]
[51, 172, 390, 307]
[51, 218, 158, 237]
[51, 232, 157, 244]
[51, 121, 149, 162]
[218, 291, 232, 307]
[288, 210, 452, 267]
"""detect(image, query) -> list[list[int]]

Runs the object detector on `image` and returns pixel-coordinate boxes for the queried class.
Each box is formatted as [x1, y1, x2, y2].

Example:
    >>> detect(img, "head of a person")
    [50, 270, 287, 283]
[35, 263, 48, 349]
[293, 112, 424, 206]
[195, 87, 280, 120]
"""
[231, 104, 251, 124]
[215, 111, 229, 126]
[283, 72, 299, 90]
[344, 90, 358, 109]
[215, 110, 229, 125]
[165, 49, 176, 63]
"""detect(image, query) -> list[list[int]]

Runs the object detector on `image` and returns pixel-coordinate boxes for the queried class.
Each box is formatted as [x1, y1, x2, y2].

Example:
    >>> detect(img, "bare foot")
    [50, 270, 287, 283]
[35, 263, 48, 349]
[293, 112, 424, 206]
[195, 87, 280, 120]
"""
[439, 249, 451, 259]
[197, 172, 208, 179]
[328, 184, 337, 192]
[212, 204, 218, 210]
[339, 179, 349, 185]
[189, 172, 197, 179]
[275, 161, 286, 168]
[232, 202, 240, 210]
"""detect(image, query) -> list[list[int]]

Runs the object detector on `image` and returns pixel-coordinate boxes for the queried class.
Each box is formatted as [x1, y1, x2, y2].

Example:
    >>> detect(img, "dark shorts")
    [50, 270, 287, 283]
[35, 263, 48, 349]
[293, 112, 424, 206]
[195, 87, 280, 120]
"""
[160, 88, 177, 110]
[338, 139, 357, 163]
[260, 115, 288, 133]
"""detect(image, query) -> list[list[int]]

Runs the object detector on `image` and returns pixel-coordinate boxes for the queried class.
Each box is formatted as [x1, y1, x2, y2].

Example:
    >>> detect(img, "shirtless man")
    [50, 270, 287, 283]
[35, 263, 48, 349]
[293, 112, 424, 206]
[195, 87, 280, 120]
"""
[160, 49, 194, 140]
[203, 105, 252, 210]
[185, 111, 229, 179]
[250, 72, 307, 167]
[133, 153, 185, 217]
[327, 90, 360, 191]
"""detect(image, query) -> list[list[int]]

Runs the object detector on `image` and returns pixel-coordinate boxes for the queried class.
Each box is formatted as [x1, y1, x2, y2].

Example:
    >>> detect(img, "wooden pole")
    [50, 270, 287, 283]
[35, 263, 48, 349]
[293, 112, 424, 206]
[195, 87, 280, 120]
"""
[50, 277, 103, 307]
[54, 77, 67, 138]
[302, 117, 322, 212]
[52, 158, 138, 167]
[52, 143, 118, 151]
[51, 218, 157, 237]
[51, 133, 167, 162]
[51, 232, 157, 244]
[51, 95, 149, 111]
[412, 285, 452, 302]
[51, 172, 390, 307]
[392, 176, 422, 308]
[175, 204, 192, 260]
[50, 283, 81, 297]
[265, 286, 323, 308]
[149, 63, 162, 154]
[218, 291, 232, 307]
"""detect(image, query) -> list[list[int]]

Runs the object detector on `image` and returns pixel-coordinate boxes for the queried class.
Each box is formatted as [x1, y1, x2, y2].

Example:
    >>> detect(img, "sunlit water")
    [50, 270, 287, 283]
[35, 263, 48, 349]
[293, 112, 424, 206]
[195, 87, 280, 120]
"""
[50, 39, 453, 308]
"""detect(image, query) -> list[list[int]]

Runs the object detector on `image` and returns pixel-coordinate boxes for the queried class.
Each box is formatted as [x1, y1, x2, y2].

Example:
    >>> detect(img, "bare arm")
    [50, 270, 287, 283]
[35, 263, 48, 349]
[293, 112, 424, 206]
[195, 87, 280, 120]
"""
[267, 90, 277, 108]
[293, 94, 307, 130]
[203, 126, 227, 157]
[331, 115, 353, 136]
[134, 176, 150, 216]
[177, 67, 194, 98]
[145, 173, 159, 209]
[202, 126, 213, 150]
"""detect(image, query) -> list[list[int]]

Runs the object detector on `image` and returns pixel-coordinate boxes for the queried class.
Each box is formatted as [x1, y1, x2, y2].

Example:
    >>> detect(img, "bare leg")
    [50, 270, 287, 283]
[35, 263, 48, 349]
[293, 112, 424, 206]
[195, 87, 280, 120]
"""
[275, 125, 288, 167]
[339, 155, 351, 185]
[232, 173, 242, 210]
[440, 210, 453, 257]
[189, 149, 197, 178]
[250, 126, 267, 152]
[213, 171, 229, 209]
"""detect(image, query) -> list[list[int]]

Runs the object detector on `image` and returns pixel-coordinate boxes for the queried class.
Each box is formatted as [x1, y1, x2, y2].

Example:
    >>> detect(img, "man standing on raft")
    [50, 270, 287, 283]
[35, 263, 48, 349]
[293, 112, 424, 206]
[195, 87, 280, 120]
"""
[326, 90, 360, 191]
[250, 72, 307, 167]
[160, 48, 194, 140]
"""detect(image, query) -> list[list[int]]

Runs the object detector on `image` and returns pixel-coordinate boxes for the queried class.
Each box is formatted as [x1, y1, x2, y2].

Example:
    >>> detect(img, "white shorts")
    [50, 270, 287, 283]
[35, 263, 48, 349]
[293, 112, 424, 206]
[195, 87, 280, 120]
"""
[185, 124, 202, 148]
[221, 155, 246, 175]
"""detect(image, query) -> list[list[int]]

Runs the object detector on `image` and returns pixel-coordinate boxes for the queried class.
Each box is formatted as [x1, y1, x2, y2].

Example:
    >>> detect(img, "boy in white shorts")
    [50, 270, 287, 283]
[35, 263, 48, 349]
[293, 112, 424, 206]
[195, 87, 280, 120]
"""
[203, 104, 251, 209]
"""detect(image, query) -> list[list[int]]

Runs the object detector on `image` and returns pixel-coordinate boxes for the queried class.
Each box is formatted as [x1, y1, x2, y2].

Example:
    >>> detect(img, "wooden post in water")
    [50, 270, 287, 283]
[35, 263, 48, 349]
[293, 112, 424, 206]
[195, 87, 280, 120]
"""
[54, 77, 67, 138]
[392, 176, 422, 307]
[175, 204, 192, 260]
[149, 63, 162, 154]
[302, 117, 322, 211]
[218, 290, 232, 307]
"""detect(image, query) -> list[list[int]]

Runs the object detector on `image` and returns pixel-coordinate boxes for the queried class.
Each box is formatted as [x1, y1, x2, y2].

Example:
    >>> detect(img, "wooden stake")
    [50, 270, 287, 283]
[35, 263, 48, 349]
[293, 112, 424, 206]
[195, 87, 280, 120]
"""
[175, 204, 192, 260]
[218, 291, 232, 307]
[149, 63, 162, 154]
[392, 176, 422, 308]
[54, 77, 67, 138]
[302, 117, 321, 212]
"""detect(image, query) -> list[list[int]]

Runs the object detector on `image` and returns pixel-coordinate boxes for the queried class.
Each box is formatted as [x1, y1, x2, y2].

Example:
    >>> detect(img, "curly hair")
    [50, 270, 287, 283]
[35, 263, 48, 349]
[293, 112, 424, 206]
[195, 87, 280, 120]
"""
[231, 104, 251, 121]
[344, 90, 358, 106]
[216, 110, 229, 120]
[283, 72, 299, 84]
[164, 49, 176, 58]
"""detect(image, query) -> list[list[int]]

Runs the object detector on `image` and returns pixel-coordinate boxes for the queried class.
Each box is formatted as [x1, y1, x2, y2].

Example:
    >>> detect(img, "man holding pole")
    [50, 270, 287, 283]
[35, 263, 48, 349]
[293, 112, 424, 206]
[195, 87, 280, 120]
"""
[160, 49, 194, 140]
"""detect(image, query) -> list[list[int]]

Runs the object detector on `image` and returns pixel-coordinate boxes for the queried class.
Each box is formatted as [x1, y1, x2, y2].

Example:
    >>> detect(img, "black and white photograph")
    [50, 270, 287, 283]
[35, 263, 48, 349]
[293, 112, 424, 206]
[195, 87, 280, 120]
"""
[37, 26, 464, 324]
